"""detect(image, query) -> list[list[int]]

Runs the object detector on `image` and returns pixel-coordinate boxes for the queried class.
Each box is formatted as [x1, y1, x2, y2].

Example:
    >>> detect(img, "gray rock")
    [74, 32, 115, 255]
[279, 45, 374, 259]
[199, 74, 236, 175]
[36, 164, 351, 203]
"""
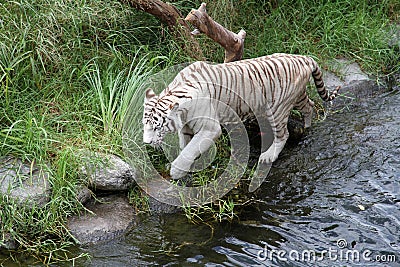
[75, 185, 92, 205]
[80, 152, 137, 191]
[392, 72, 400, 91]
[323, 70, 345, 89]
[323, 59, 386, 106]
[0, 232, 17, 250]
[0, 157, 51, 207]
[326, 58, 369, 87]
[340, 60, 370, 83]
[67, 195, 135, 245]
[388, 24, 399, 49]
[148, 196, 182, 214]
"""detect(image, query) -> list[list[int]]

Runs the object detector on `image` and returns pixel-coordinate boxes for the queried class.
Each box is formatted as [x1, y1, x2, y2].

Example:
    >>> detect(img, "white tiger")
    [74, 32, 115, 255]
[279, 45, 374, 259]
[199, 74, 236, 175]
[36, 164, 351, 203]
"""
[143, 53, 339, 180]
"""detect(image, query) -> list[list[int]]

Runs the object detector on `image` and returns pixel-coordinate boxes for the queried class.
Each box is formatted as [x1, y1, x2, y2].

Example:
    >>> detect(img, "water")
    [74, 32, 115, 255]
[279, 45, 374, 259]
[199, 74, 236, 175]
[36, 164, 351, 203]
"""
[72, 88, 399, 266]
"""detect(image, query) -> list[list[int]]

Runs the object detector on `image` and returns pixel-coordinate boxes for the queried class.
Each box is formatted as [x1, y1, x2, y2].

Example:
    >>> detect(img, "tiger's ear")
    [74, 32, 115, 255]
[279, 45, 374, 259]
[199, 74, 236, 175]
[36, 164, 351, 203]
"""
[145, 88, 156, 101]
[167, 103, 184, 127]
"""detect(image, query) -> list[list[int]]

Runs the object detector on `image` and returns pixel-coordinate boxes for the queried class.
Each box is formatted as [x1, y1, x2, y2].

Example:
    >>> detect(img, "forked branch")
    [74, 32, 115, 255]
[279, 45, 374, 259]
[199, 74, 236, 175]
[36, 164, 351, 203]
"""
[185, 2, 246, 62]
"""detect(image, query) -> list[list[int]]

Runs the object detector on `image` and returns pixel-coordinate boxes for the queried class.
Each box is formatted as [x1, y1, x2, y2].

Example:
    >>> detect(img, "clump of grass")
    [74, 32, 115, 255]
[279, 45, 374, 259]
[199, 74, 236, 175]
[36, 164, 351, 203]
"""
[128, 186, 150, 213]
[183, 198, 236, 223]
[0, 148, 89, 264]
[0, 112, 53, 163]
[84, 49, 154, 137]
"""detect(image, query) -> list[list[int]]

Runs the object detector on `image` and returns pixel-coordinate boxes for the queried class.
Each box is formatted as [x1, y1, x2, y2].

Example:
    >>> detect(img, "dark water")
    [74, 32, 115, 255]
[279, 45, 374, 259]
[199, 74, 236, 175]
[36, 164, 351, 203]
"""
[76, 89, 400, 266]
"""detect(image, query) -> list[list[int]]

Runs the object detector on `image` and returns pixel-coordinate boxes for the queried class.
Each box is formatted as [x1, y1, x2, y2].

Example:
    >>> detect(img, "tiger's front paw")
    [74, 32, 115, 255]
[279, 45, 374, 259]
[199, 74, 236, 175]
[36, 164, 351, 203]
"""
[170, 157, 193, 180]
[170, 164, 188, 180]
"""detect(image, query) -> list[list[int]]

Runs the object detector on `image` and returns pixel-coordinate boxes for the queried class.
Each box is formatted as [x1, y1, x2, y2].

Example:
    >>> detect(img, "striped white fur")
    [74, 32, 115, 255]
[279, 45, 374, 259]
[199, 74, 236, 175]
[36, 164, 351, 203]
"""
[143, 53, 339, 180]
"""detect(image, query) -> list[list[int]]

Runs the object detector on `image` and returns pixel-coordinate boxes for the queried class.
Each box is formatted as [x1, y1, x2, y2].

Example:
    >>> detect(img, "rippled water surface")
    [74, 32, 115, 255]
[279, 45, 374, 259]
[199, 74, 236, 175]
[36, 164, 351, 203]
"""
[77, 89, 400, 267]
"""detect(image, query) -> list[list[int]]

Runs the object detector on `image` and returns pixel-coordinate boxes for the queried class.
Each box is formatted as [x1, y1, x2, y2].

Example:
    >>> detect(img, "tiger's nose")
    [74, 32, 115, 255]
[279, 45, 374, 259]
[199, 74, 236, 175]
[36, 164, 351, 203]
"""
[143, 125, 154, 144]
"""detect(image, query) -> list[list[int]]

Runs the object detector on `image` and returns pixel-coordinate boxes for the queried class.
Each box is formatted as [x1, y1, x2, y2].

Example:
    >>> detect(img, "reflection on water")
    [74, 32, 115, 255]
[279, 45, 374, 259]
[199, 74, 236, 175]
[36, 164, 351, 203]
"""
[77, 90, 399, 266]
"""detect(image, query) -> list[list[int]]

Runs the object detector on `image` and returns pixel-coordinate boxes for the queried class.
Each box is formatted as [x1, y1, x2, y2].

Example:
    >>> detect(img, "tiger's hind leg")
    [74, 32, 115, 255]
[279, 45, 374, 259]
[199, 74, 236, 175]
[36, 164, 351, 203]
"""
[259, 122, 289, 164]
[295, 91, 314, 128]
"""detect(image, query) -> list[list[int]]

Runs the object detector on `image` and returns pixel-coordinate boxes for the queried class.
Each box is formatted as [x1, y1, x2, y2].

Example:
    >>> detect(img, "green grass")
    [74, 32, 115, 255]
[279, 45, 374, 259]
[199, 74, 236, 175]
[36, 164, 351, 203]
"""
[0, 0, 173, 263]
[84, 50, 155, 136]
[0, 148, 88, 264]
[0, 0, 399, 263]
[201, 0, 399, 74]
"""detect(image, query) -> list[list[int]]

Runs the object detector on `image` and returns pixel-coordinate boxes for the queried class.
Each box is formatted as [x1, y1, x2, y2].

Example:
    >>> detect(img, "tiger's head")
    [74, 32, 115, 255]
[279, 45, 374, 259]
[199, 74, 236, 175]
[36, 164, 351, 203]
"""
[142, 88, 179, 147]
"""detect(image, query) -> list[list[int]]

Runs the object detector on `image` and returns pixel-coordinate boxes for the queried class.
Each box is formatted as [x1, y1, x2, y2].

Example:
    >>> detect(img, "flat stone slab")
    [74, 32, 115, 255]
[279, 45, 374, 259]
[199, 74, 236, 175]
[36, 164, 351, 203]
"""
[148, 196, 182, 214]
[67, 195, 135, 245]
[325, 59, 370, 88]
[0, 157, 51, 207]
[323, 59, 386, 106]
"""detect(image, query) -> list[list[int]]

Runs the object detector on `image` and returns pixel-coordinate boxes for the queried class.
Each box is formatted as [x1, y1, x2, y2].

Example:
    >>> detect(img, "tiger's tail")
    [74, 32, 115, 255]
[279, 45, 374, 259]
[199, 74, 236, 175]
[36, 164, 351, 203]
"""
[311, 61, 340, 102]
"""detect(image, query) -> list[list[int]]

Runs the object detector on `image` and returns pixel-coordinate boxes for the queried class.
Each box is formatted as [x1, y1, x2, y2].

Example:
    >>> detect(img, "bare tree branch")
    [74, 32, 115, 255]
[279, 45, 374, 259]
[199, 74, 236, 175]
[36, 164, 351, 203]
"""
[185, 2, 246, 62]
